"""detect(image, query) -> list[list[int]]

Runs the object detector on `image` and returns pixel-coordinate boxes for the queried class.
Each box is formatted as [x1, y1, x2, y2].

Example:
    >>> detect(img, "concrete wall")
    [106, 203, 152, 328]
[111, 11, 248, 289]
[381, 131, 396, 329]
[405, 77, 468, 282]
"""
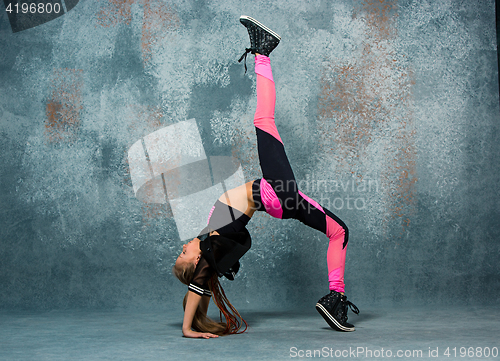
[0, 0, 499, 310]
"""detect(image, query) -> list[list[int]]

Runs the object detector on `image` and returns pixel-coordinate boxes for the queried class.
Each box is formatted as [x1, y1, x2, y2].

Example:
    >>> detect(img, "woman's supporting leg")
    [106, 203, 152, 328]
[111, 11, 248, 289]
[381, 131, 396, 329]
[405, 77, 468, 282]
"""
[295, 193, 348, 294]
[295, 191, 358, 332]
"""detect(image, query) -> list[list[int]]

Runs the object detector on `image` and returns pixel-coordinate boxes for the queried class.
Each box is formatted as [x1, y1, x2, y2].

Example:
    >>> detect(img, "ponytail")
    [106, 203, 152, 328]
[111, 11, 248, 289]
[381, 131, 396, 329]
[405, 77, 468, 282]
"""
[208, 274, 248, 335]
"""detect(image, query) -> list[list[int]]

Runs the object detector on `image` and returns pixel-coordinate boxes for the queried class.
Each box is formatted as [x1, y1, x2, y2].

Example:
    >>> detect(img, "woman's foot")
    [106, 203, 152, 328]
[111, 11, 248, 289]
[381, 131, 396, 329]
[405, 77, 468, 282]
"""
[239, 15, 281, 57]
[238, 16, 281, 69]
[316, 290, 359, 332]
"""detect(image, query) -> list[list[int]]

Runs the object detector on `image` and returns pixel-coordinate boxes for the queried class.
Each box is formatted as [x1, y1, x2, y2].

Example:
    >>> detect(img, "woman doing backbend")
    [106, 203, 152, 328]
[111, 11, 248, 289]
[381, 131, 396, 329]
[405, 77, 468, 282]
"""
[173, 16, 359, 339]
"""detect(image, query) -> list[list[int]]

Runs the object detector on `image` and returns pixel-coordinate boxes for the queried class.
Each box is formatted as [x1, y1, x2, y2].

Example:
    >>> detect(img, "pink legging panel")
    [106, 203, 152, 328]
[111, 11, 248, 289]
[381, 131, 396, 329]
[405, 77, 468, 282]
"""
[254, 56, 282, 144]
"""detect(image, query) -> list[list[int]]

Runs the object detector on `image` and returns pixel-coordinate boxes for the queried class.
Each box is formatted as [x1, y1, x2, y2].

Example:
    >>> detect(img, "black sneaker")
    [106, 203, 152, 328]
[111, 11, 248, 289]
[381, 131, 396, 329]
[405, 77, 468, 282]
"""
[316, 291, 359, 332]
[238, 16, 281, 70]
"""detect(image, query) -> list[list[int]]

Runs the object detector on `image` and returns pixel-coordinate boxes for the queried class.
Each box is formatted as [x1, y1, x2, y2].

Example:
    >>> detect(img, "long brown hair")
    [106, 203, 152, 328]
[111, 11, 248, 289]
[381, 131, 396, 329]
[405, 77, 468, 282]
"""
[173, 263, 247, 335]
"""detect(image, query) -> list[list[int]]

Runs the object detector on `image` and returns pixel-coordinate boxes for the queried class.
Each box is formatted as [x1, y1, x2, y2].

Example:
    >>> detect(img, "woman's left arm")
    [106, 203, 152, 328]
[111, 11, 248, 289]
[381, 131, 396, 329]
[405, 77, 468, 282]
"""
[182, 291, 219, 339]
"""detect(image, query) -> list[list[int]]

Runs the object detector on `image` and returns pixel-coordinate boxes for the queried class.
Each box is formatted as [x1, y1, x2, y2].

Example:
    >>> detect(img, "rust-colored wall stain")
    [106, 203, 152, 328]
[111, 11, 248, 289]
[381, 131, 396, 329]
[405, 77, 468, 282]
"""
[141, 203, 169, 227]
[126, 104, 164, 137]
[141, 2, 180, 66]
[317, 0, 417, 234]
[95, 0, 180, 67]
[96, 0, 134, 27]
[45, 68, 83, 143]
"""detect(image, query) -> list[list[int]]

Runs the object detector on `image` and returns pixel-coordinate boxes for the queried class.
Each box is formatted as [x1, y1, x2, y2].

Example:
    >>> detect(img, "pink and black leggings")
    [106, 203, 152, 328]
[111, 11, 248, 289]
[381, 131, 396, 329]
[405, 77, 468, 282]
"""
[250, 55, 349, 294]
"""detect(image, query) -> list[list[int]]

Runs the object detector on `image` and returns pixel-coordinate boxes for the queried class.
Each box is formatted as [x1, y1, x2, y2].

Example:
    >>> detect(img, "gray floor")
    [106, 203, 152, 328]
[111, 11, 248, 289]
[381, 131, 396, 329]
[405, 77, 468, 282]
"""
[1, 306, 499, 360]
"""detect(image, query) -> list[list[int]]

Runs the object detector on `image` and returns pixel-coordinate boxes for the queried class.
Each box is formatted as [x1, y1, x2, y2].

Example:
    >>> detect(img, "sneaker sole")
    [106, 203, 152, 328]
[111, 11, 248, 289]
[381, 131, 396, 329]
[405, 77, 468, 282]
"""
[316, 303, 355, 332]
[239, 15, 281, 41]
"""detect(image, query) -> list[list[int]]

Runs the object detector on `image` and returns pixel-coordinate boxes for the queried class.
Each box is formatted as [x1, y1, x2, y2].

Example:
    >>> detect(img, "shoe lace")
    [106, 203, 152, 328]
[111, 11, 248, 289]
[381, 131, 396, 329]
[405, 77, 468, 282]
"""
[346, 300, 360, 315]
[238, 48, 256, 74]
[339, 299, 359, 324]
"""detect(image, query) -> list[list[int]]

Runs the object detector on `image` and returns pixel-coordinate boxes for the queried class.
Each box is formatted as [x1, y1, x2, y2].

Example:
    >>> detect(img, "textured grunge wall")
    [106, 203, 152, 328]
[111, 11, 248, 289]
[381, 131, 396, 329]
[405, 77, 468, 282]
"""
[0, 0, 499, 310]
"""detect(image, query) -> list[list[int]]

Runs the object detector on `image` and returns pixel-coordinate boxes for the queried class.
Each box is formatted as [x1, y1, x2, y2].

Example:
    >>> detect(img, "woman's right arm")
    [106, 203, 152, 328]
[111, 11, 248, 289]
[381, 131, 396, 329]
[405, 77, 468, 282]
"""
[182, 291, 219, 339]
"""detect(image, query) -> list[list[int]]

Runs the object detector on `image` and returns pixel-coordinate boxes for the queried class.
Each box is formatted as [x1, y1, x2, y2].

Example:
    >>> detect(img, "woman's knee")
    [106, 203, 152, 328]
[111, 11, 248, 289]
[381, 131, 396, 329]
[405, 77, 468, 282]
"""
[325, 212, 349, 249]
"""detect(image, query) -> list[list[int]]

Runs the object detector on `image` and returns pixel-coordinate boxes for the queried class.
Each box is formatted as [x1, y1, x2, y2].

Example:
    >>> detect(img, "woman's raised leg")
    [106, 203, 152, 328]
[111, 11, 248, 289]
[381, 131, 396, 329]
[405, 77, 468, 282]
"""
[251, 55, 299, 219]
[252, 55, 358, 331]
[240, 16, 358, 332]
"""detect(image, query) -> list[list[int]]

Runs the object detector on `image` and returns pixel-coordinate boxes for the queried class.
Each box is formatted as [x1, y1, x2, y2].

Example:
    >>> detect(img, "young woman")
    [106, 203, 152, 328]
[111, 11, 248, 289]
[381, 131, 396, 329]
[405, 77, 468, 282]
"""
[173, 16, 359, 339]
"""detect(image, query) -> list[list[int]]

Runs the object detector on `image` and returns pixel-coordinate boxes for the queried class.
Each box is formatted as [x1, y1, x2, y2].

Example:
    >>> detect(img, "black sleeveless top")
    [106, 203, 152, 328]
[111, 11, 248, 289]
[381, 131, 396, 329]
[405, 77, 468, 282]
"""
[198, 199, 251, 234]
[188, 201, 252, 297]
